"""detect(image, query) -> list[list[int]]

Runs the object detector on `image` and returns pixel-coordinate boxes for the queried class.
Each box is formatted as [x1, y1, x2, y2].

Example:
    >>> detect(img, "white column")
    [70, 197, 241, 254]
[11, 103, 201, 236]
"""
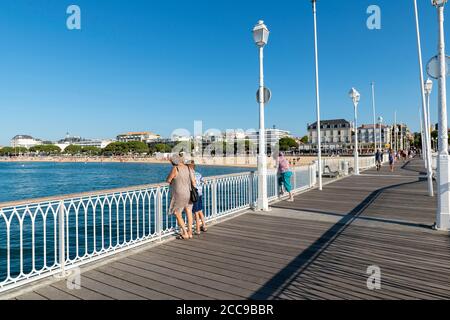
[354, 105, 360, 175]
[420, 107, 425, 160]
[312, 0, 323, 190]
[372, 82, 377, 150]
[436, 5, 450, 230]
[257, 46, 268, 211]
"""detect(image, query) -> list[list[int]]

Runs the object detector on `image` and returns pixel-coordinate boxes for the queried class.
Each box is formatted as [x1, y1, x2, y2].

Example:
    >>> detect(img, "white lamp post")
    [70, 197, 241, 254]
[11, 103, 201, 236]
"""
[424, 78, 434, 170]
[253, 20, 269, 211]
[349, 88, 361, 175]
[414, 0, 435, 198]
[432, 0, 450, 230]
[419, 106, 425, 159]
[371, 82, 377, 152]
[311, 0, 323, 190]
[378, 116, 384, 150]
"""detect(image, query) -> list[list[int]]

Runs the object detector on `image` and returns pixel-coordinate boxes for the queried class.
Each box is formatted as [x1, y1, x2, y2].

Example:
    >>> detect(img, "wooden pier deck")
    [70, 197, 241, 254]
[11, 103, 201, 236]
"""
[8, 158, 450, 300]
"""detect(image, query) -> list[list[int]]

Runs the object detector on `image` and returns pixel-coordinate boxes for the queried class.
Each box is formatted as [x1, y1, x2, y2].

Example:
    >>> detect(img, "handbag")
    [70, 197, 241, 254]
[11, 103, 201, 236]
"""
[189, 168, 199, 203]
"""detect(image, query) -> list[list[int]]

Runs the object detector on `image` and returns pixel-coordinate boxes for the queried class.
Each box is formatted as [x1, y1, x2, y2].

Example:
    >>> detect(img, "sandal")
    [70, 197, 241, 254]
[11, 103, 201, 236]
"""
[200, 226, 208, 232]
[176, 228, 190, 240]
[176, 233, 189, 240]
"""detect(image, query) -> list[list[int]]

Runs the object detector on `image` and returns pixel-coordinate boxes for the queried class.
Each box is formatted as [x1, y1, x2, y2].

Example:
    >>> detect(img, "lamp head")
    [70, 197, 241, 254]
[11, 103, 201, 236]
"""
[425, 78, 433, 95]
[349, 88, 361, 105]
[378, 116, 383, 123]
[252, 20, 270, 47]
[432, 0, 447, 7]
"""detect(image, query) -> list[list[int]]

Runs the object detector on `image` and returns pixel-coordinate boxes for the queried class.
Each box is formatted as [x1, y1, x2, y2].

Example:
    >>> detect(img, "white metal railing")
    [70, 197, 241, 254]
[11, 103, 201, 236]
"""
[0, 164, 318, 293]
[316, 155, 380, 176]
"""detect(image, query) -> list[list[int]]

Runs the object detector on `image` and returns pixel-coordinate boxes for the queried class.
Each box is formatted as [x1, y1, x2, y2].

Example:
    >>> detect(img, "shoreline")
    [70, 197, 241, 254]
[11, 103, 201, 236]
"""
[0, 156, 261, 168]
[0, 155, 326, 168]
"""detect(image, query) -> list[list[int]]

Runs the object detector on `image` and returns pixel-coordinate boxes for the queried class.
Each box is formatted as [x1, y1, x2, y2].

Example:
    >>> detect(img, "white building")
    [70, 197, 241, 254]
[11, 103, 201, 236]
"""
[117, 131, 160, 143]
[56, 134, 114, 150]
[358, 124, 391, 147]
[246, 128, 291, 147]
[307, 119, 352, 149]
[10, 135, 42, 149]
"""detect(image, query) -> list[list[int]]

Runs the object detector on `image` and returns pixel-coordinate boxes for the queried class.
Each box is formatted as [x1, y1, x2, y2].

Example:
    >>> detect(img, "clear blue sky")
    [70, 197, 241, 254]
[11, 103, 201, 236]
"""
[0, 0, 448, 145]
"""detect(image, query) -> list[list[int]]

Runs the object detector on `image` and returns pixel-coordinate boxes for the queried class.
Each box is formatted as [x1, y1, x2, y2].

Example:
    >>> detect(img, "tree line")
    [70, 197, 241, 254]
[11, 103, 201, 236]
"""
[0, 137, 305, 156]
[0, 141, 154, 156]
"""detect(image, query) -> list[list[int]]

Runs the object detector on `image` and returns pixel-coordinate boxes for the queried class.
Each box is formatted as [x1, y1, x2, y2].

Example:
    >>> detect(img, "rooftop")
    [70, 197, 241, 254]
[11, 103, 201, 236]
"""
[118, 132, 159, 136]
[11, 135, 35, 140]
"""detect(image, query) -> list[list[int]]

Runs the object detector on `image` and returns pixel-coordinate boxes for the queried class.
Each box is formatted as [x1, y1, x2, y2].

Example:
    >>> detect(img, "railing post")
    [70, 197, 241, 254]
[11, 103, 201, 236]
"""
[58, 200, 67, 277]
[274, 170, 278, 197]
[248, 172, 254, 209]
[344, 161, 349, 176]
[156, 187, 163, 242]
[212, 178, 218, 220]
[292, 169, 297, 191]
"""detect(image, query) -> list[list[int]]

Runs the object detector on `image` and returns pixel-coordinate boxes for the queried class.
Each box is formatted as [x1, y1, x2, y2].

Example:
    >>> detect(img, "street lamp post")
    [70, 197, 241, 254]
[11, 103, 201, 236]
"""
[311, 0, 323, 190]
[371, 82, 377, 152]
[419, 106, 425, 159]
[253, 20, 270, 211]
[400, 124, 403, 150]
[414, 0, 434, 198]
[424, 78, 434, 170]
[432, 0, 450, 230]
[378, 116, 384, 150]
[349, 88, 361, 175]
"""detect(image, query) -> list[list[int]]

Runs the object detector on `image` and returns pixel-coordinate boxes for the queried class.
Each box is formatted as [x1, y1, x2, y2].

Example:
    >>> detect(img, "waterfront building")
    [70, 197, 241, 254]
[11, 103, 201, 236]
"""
[307, 119, 352, 150]
[358, 124, 392, 148]
[10, 135, 42, 149]
[392, 123, 413, 150]
[246, 128, 291, 148]
[117, 131, 161, 143]
[56, 133, 114, 150]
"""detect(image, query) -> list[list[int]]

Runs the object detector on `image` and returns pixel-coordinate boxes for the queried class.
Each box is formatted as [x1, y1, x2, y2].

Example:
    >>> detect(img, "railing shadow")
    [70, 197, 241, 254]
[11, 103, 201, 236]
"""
[271, 206, 433, 230]
[399, 159, 426, 175]
[250, 179, 424, 300]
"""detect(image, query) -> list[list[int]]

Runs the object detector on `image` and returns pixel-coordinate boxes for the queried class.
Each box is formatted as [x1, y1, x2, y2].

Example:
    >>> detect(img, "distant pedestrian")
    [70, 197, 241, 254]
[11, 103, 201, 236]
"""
[389, 149, 395, 172]
[277, 152, 294, 202]
[166, 154, 195, 240]
[188, 161, 208, 235]
[375, 149, 382, 171]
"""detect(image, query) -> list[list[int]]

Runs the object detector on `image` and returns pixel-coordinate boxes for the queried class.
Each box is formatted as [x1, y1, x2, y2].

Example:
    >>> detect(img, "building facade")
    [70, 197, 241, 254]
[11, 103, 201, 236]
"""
[307, 119, 352, 149]
[246, 128, 291, 146]
[358, 124, 391, 148]
[10, 135, 42, 149]
[117, 131, 161, 143]
[56, 134, 114, 150]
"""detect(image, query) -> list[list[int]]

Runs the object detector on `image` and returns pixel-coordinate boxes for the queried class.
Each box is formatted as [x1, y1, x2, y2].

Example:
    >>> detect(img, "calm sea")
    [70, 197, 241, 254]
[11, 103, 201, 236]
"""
[0, 162, 251, 203]
[0, 162, 252, 282]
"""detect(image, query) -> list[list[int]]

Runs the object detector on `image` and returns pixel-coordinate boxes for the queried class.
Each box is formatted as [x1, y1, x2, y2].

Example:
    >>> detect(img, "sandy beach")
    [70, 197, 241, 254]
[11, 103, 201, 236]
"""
[0, 155, 321, 168]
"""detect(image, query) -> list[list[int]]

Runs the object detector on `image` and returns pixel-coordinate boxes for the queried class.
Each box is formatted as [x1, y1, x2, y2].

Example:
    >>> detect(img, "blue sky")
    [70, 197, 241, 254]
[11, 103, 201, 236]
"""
[0, 0, 448, 145]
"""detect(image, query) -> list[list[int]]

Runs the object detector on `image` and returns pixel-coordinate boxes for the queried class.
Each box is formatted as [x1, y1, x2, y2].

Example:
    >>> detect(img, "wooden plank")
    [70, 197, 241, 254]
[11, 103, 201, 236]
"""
[99, 264, 208, 300]
[51, 279, 113, 300]
[15, 291, 47, 300]
[83, 270, 176, 300]
[35, 285, 80, 300]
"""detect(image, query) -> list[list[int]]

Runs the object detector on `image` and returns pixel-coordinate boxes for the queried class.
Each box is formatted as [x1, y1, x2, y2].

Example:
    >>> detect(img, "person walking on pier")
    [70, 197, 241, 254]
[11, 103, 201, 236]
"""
[389, 149, 395, 172]
[188, 160, 208, 235]
[166, 154, 195, 240]
[277, 152, 294, 202]
[375, 149, 382, 171]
